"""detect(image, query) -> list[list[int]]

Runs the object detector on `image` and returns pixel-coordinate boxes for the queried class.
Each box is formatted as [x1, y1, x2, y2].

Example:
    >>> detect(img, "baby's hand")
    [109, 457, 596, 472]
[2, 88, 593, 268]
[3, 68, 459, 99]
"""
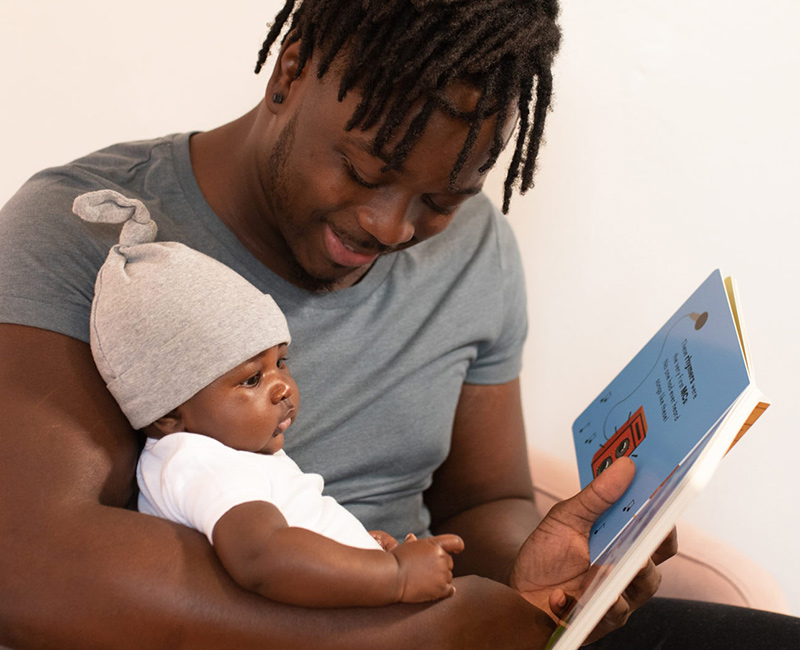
[390, 533, 464, 603]
[369, 530, 400, 552]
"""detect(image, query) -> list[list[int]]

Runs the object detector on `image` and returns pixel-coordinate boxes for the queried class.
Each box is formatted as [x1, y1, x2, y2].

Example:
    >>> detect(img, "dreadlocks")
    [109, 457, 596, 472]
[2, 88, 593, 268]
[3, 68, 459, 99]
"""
[255, 0, 561, 213]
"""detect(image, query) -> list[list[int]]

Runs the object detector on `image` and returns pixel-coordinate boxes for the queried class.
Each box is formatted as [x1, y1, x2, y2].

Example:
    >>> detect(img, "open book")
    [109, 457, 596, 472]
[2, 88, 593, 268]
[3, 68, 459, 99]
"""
[545, 269, 769, 650]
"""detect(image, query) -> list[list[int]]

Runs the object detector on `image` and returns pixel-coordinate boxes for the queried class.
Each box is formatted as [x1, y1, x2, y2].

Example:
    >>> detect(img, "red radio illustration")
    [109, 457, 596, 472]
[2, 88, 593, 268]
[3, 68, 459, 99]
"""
[591, 406, 648, 478]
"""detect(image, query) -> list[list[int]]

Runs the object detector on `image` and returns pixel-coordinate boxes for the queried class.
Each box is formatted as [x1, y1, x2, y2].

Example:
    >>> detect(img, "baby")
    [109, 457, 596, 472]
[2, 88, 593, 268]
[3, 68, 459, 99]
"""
[72, 189, 463, 608]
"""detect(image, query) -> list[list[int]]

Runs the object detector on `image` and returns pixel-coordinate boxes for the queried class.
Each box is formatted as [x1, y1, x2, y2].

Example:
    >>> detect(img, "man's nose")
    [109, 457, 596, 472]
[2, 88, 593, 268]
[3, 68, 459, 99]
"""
[357, 195, 416, 247]
[270, 381, 293, 404]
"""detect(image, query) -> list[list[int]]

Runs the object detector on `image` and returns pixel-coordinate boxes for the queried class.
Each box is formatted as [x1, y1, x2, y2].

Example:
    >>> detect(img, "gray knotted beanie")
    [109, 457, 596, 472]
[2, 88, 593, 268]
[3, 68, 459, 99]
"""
[73, 189, 291, 430]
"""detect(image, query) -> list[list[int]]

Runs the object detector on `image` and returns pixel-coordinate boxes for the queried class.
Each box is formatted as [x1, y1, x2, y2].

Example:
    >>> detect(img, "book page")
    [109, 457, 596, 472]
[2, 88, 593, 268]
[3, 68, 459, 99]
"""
[572, 270, 753, 561]
[549, 271, 770, 650]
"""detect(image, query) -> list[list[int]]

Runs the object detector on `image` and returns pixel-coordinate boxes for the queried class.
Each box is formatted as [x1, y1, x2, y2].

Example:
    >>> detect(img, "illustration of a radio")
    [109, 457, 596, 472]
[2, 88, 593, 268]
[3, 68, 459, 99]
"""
[591, 406, 648, 478]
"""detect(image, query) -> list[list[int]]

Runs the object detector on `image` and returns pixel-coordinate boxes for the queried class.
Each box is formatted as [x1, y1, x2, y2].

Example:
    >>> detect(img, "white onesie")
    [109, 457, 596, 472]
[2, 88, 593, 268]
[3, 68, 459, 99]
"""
[137, 432, 381, 550]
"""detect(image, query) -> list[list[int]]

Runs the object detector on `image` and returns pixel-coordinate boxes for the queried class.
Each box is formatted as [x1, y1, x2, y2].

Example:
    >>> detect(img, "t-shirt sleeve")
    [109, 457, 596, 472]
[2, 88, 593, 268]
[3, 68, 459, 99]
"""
[137, 435, 277, 544]
[0, 171, 116, 342]
[463, 205, 528, 385]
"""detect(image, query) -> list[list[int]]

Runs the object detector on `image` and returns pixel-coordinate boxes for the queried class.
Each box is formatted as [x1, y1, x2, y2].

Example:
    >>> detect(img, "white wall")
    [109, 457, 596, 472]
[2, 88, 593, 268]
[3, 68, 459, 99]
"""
[485, 1, 800, 615]
[2, 1, 798, 615]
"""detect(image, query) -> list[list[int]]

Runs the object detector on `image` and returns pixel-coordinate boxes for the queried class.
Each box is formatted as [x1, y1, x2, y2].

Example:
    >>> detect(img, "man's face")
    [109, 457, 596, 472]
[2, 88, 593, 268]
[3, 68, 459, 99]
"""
[257, 57, 516, 292]
[173, 344, 298, 455]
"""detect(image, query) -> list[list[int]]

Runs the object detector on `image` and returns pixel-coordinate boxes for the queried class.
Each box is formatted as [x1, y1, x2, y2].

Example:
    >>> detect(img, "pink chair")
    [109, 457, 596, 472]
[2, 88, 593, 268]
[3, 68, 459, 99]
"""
[529, 449, 790, 614]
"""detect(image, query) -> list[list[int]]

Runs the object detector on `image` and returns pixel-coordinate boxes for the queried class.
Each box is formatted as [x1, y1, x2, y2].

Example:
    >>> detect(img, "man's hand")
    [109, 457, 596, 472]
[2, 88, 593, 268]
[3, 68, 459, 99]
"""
[509, 457, 677, 644]
[391, 533, 465, 602]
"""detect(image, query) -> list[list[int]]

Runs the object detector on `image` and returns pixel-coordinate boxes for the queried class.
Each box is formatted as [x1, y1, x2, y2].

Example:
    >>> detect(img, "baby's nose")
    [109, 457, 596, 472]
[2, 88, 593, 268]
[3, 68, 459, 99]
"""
[270, 381, 292, 404]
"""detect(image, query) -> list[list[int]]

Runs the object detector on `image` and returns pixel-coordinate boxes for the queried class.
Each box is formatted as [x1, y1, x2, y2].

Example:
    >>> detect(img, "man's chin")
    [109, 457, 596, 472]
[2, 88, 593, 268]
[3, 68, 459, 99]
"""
[285, 261, 341, 294]
[283, 230, 376, 292]
[290, 250, 376, 293]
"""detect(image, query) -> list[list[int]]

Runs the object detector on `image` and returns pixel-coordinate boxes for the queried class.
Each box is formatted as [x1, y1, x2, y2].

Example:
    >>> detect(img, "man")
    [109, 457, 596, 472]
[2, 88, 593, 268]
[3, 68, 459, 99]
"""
[1, 2, 795, 649]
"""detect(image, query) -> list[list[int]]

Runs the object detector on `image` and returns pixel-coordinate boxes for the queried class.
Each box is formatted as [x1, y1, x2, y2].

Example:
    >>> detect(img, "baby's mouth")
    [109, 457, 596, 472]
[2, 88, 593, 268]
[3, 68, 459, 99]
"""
[274, 417, 292, 436]
[273, 405, 296, 437]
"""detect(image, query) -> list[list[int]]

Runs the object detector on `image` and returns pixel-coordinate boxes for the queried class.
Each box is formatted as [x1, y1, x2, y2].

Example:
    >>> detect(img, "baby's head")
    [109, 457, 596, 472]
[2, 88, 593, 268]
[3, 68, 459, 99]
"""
[145, 342, 298, 455]
[73, 189, 297, 454]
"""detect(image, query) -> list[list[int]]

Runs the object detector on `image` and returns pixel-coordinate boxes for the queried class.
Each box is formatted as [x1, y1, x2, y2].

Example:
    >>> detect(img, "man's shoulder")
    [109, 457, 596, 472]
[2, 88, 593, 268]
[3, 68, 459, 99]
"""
[0, 132, 194, 270]
[66, 133, 186, 185]
[13, 133, 187, 202]
[449, 191, 501, 234]
[2, 133, 187, 221]
[407, 191, 520, 275]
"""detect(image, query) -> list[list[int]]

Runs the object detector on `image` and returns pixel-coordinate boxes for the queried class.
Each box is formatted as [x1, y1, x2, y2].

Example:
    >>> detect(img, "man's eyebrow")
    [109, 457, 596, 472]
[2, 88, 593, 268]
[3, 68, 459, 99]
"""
[348, 137, 483, 197]
[349, 136, 392, 164]
[450, 185, 482, 197]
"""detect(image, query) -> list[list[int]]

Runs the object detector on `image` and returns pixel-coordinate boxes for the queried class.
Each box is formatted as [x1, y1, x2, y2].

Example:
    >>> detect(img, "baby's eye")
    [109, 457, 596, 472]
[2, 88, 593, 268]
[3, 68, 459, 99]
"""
[240, 372, 261, 387]
[277, 356, 288, 369]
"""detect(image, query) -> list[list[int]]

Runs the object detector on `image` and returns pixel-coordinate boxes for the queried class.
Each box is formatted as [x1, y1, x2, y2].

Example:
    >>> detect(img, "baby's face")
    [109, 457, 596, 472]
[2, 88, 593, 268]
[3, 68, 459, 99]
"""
[175, 343, 298, 454]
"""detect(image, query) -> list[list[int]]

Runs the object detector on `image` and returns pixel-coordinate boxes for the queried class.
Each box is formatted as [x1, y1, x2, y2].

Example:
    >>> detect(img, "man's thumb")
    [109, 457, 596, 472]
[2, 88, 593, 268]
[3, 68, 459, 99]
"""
[573, 456, 636, 526]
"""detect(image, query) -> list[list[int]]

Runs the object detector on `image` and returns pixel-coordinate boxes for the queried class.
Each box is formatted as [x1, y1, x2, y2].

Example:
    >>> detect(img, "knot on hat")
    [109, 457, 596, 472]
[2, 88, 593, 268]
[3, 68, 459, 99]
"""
[73, 189, 157, 247]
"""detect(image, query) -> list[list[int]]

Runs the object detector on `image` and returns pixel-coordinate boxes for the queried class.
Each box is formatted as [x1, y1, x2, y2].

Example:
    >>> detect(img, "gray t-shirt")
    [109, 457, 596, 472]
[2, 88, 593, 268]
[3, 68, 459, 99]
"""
[0, 132, 528, 538]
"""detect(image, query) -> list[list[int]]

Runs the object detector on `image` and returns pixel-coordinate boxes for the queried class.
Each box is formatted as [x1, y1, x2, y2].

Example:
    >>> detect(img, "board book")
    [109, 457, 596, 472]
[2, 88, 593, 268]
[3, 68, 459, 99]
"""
[545, 269, 769, 650]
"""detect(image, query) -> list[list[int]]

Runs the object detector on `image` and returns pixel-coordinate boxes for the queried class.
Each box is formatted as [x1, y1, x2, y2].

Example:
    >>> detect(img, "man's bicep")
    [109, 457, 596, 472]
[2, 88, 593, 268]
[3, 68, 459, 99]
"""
[424, 379, 540, 582]
[425, 378, 534, 525]
[0, 324, 138, 508]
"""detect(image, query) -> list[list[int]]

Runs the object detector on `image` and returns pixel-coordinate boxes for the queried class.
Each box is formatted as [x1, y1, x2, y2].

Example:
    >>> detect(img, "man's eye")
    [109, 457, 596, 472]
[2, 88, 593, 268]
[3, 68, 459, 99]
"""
[344, 159, 380, 189]
[422, 195, 459, 216]
[241, 372, 261, 387]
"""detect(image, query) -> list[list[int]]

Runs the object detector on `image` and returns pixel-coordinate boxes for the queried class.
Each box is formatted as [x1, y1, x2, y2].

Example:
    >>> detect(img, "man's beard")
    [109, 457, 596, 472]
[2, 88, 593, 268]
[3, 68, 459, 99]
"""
[266, 114, 338, 294]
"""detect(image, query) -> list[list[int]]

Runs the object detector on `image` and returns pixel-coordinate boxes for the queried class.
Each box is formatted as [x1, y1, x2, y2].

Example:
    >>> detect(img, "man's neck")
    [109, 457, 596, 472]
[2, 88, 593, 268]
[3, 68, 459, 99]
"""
[189, 107, 378, 294]
[189, 110, 305, 285]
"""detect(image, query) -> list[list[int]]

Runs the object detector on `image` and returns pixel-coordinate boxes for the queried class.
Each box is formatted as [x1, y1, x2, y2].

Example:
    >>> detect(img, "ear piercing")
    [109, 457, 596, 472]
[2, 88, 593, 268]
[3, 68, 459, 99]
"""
[272, 93, 284, 104]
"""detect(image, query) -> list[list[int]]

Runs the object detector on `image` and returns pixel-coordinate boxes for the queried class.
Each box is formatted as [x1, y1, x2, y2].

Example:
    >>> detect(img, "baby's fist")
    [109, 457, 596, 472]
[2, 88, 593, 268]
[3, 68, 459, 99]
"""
[391, 534, 464, 603]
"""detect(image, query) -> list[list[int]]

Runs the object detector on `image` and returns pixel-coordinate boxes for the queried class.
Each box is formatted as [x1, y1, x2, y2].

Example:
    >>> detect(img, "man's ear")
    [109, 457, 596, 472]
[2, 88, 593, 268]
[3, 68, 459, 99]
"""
[265, 36, 306, 115]
[146, 409, 184, 439]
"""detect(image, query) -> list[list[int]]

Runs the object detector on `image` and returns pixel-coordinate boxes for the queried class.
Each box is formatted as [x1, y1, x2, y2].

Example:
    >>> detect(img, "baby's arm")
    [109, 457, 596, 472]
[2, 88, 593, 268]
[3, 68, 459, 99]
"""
[212, 500, 464, 608]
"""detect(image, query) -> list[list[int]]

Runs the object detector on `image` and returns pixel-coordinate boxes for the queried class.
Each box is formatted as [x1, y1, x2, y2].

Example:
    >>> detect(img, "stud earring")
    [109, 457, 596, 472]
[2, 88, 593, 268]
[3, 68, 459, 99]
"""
[272, 93, 284, 104]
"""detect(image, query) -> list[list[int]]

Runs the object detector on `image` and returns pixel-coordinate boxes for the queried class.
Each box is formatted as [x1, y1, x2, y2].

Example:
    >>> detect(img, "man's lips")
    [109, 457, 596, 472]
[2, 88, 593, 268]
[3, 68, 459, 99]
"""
[323, 224, 380, 268]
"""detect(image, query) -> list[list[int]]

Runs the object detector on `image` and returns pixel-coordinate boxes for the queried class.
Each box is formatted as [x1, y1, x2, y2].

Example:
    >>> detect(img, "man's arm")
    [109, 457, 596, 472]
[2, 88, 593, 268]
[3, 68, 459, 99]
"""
[213, 500, 463, 606]
[425, 378, 540, 584]
[426, 379, 674, 638]
[0, 325, 555, 650]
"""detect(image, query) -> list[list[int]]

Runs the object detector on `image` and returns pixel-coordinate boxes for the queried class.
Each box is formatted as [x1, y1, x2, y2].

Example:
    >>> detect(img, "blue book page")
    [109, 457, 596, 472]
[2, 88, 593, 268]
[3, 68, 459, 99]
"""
[572, 270, 751, 561]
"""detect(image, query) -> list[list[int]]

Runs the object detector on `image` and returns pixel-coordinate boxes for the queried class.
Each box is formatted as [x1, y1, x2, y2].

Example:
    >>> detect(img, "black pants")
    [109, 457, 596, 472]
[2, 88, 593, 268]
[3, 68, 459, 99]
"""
[586, 598, 800, 650]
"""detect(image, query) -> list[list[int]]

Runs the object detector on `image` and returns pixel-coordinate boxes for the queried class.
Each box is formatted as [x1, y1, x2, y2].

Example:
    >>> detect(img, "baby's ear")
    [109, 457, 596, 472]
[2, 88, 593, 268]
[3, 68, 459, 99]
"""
[146, 409, 184, 438]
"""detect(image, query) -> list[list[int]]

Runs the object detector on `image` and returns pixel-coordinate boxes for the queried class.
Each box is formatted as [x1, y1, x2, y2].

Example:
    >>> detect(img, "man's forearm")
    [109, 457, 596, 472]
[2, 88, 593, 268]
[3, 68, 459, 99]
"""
[431, 496, 542, 584]
[0, 330, 555, 649]
[2, 504, 554, 650]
